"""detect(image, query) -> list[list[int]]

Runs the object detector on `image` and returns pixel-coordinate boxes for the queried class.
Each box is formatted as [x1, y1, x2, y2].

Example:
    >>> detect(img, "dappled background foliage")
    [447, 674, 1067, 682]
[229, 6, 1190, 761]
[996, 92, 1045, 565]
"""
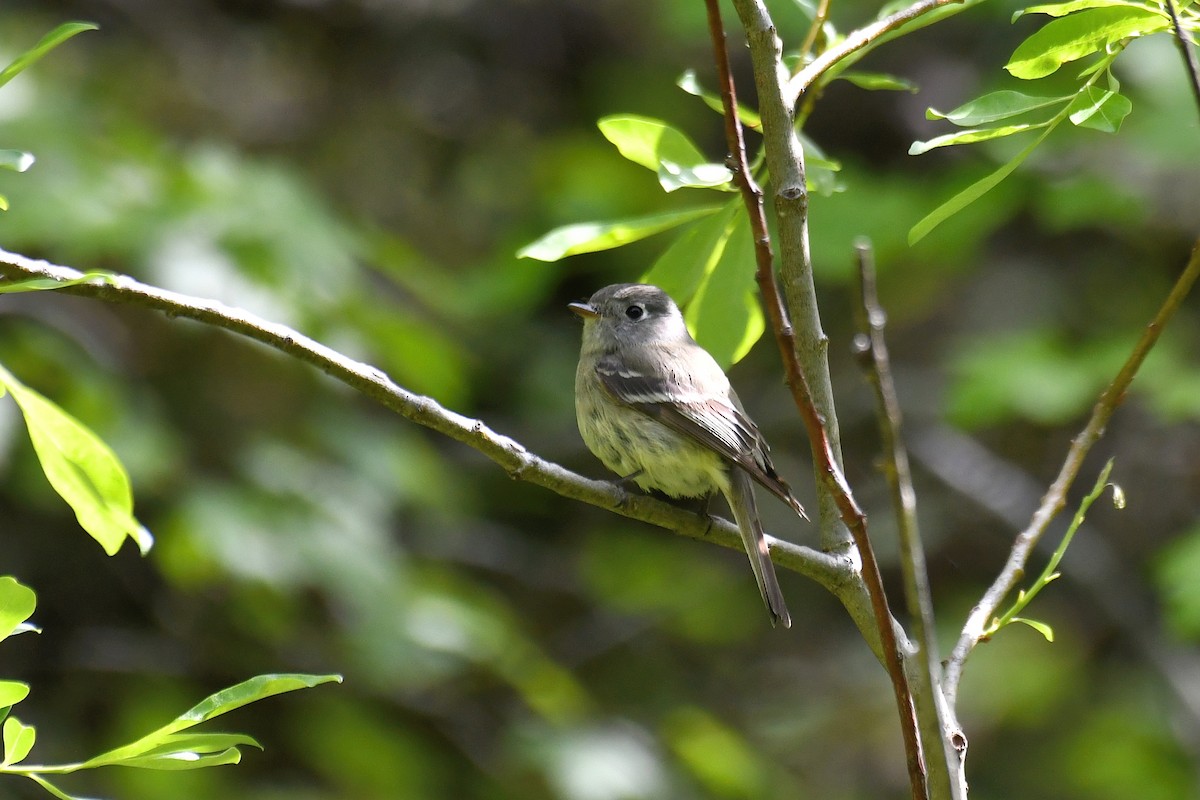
[0, 0, 1198, 798]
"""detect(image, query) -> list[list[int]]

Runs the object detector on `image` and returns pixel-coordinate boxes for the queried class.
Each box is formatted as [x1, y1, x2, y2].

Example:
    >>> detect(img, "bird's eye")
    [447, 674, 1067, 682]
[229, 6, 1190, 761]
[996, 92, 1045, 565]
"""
[625, 304, 645, 320]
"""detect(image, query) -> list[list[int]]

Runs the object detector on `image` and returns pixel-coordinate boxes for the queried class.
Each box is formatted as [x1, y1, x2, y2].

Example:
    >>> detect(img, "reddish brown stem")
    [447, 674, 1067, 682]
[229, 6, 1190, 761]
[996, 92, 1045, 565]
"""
[703, 2, 927, 798]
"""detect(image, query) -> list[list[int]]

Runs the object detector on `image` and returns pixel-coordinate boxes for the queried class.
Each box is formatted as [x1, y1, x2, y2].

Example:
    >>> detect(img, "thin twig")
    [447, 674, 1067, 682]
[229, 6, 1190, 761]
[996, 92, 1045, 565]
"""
[709, 5, 927, 799]
[0, 247, 851, 590]
[852, 240, 962, 799]
[787, 0, 971, 105]
[1165, 0, 1200, 122]
[798, 0, 833, 60]
[943, 238, 1200, 706]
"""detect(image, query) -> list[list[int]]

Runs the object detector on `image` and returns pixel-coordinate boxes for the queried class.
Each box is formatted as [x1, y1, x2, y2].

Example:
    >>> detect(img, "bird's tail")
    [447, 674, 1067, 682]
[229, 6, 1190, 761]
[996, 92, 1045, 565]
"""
[726, 470, 792, 629]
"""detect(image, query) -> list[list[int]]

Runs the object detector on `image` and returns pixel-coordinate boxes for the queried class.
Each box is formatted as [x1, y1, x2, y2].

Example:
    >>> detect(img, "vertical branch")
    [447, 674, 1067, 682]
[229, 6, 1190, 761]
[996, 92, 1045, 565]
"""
[726, 0, 849, 552]
[1165, 0, 1200, 121]
[943, 238, 1200, 706]
[706, 3, 928, 798]
[852, 240, 964, 799]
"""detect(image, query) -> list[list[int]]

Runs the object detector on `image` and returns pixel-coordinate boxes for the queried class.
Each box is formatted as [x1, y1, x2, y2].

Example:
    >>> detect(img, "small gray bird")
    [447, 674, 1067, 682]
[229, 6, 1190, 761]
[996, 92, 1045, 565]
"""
[570, 283, 806, 628]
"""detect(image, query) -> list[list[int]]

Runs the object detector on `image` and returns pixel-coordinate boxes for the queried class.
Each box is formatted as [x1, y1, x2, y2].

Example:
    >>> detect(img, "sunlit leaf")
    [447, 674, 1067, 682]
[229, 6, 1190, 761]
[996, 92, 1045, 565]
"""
[0, 22, 99, 90]
[517, 206, 722, 261]
[0, 682, 29, 710]
[926, 90, 1070, 125]
[0, 364, 152, 556]
[909, 126, 1052, 243]
[1011, 616, 1056, 642]
[84, 674, 341, 768]
[686, 214, 764, 367]
[0, 271, 119, 294]
[839, 71, 918, 92]
[1005, 7, 1168, 79]
[0, 151, 35, 173]
[1066, 86, 1132, 132]
[909, 122, 1049, 154]
[3, 716, 36, 766]
[0, 577, 36, 642]
[676, 70, 761, 129]
[597, 115, 732, 191]
[118, 747, 244, 770]
[640, 202, 739, 304]
[1110, 483, 1126, 509]
[1013, 0, 1151, 20]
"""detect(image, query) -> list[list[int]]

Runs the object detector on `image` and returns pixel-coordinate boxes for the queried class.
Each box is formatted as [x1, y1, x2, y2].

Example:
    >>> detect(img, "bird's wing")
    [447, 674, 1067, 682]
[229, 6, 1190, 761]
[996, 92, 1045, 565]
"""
[595, 353, 807, 518]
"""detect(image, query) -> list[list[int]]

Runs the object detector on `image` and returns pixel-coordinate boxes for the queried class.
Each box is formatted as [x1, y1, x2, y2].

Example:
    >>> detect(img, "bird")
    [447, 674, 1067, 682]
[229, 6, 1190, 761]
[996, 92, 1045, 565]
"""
[569, 283, 806, 628]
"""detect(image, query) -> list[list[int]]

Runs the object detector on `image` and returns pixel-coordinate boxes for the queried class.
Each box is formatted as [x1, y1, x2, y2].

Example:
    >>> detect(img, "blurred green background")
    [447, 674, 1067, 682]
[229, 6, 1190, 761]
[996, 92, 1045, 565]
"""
[0, 0, 1198, 798]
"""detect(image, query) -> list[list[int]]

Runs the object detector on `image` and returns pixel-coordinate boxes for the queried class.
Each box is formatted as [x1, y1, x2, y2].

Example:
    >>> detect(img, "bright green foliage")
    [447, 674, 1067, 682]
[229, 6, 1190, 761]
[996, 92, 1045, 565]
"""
[0, 21, 96, 210]
[1005, 7, 1168, 79]
[0, 363, 152, 555]
[0, 575, 340, 797]
[908, 0, 1182, 241]
[517, 206, 722, 261]
[597, 115, 733, 192]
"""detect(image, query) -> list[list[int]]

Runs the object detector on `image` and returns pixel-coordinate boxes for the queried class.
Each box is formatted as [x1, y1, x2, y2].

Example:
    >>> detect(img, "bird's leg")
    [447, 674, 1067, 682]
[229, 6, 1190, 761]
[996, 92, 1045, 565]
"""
[611, 470, 645, 509]
[694, 494, 716, 536]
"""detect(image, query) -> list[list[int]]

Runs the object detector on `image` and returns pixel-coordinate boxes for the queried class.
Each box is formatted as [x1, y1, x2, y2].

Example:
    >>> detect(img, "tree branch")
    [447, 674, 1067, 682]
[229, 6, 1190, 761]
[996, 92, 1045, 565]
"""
[1165, 0, 1200, 122]
[715, 5, 926, 798]
[0, 246, 850, 590]
[943, 237, 1200, 706]
[786, 0, 973, 105]
[852, 241, 964, 799]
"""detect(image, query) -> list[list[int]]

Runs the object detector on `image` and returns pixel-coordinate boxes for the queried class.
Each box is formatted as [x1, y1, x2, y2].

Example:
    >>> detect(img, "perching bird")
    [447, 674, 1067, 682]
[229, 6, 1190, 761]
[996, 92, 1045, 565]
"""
[570, 283, 806, 628]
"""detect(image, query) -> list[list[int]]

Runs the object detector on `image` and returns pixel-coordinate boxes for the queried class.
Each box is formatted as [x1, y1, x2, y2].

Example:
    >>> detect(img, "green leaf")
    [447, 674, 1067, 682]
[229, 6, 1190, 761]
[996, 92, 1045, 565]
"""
[119, 747, 244, 770]
[0, 681, 30, 709]
[1005, 7, 1168, 79]
[686, 213, 764, 367]
[0, 577, 36, 641]
[598, 115, 732, 191]
[0, 365, 152, 556]
[799, 133, 844, 196]
[26, 775, 82, 800]
[0, 151, 34, 173]
[839, 71, 918, 92]
[640, 202, 739, 304]
[676, 70, 761, 129]
[926, 90, 1070, 125]
[909, 125, 1053, 244]
[1011, 616, 1056, 642]
[3, 716, 36, 765]
[517, 206, 722, 261]
[1066, 86, 1132, 132]
[1013, 0, 1151, 21]
[0, 271, 119, 295]
[909, 122, 1049, 155]
[0, 22, 99, 91]
[84, 674, 341, 768]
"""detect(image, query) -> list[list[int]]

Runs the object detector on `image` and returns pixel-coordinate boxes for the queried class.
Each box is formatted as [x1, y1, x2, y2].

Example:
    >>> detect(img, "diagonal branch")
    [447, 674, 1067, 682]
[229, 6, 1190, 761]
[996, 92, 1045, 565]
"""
[943, 237, 1200, 706]
[786, 0, 974, 105]
[0, 246, 850, 590]
[852, 241, 964, 799]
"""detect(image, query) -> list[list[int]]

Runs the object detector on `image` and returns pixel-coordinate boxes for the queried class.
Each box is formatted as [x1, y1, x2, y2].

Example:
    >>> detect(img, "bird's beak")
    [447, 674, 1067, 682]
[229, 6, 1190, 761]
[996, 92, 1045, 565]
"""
[568, 301, 598, 319]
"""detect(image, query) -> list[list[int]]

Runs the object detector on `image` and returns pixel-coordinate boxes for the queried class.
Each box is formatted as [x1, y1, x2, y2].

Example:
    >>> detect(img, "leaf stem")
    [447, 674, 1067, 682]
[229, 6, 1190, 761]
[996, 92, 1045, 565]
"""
[983, 459, 1116, 639]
